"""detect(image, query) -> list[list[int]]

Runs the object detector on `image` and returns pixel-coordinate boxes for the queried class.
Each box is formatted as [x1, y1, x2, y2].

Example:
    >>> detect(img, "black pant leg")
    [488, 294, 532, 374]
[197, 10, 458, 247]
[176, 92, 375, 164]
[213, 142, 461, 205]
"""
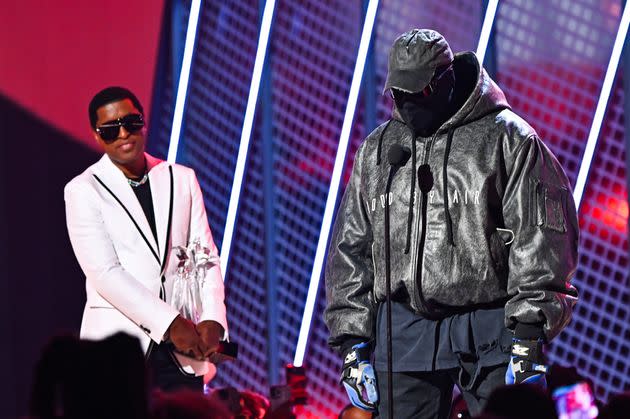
[451, 363, 507, 417]
[146, 344, 203, 392]
[376, 370, 453, 419]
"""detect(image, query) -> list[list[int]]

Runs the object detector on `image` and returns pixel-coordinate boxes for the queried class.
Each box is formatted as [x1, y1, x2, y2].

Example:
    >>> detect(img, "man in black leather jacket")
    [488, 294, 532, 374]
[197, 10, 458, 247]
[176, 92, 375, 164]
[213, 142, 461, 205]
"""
[325, 29, 579, 418]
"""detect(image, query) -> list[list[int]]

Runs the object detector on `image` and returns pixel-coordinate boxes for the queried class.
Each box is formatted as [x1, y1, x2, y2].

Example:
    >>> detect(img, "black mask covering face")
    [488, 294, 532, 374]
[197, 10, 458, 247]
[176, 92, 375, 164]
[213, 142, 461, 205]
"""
[394, 68, 455, 138]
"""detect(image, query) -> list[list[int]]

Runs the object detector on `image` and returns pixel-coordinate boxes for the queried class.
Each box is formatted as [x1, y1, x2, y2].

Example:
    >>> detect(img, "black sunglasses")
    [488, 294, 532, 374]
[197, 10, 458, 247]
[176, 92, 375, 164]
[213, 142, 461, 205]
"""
[419, 64, 453, 97]
[96, 114, 144, 143]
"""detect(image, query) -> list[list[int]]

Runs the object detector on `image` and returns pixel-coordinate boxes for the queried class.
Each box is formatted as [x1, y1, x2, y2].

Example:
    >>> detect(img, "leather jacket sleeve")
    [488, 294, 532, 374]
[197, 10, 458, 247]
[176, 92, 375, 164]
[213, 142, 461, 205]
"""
[324, 144, 376, 351]
[503, 134, 579, 341]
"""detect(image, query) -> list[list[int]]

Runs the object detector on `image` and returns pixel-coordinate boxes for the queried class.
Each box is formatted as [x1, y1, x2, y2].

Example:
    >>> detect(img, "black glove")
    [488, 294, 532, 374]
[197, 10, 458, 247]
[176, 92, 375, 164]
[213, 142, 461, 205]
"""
[505, 324, 548, 387]
[340, 342, 378, 411]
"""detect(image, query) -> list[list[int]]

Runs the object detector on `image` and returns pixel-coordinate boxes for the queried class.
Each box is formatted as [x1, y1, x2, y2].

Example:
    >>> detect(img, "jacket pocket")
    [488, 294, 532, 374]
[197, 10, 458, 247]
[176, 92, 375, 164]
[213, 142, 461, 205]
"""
[530, 179, 568, 233]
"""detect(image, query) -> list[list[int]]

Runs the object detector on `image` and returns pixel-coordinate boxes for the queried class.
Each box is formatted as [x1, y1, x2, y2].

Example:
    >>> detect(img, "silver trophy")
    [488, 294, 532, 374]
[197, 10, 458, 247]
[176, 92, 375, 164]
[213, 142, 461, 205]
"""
[172, 238, 220, 323]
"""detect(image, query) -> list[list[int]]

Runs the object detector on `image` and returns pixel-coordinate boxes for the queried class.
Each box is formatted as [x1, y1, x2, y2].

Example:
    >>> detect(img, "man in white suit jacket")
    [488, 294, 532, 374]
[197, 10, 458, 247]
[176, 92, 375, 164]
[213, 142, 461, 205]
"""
[65, 86, 228, 390]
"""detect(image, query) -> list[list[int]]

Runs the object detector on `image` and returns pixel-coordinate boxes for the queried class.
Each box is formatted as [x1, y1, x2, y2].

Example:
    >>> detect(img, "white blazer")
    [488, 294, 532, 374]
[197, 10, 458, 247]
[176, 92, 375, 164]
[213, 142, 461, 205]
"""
[64, 153, 228, 376]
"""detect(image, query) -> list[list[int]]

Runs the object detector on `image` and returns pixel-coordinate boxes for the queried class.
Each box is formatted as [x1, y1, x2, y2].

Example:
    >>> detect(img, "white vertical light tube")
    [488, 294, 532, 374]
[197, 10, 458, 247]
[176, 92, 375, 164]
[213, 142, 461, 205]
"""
[167, 0, 203, 163]
[293, 0, 380, 368]
[476, 0, 500, 64]
[220, 0, 276, 277]
[573, 2, 630, 208]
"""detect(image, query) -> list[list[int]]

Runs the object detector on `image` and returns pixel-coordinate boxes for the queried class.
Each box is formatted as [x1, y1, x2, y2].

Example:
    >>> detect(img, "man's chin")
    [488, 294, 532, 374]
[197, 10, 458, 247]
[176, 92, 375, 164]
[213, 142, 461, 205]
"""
[108, 150, 144, 166]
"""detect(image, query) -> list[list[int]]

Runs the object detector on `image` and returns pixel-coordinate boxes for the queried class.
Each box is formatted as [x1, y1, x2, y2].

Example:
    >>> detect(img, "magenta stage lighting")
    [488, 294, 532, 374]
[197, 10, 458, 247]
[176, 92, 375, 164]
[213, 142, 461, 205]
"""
[573, 1, 630, 208]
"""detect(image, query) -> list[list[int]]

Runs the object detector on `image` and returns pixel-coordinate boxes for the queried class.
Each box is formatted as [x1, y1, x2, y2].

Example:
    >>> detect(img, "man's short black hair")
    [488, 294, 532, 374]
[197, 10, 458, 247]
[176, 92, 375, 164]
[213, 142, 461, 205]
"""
[88, 86, 144, 129]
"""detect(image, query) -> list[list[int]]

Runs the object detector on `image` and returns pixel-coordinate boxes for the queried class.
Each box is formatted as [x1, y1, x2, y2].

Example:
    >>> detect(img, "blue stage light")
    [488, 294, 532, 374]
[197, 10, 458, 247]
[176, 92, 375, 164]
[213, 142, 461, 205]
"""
[476, 0, 500, 64]
[168, 0, 203, 163]
[220, 0, 277, 277]
[293, 0, 380, 368]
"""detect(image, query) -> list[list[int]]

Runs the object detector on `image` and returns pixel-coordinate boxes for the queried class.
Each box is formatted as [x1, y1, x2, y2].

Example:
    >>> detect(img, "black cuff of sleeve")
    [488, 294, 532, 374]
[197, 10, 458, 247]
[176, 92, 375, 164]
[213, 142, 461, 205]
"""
[514, 322, 545, 340]
[340, 337, 366, 357]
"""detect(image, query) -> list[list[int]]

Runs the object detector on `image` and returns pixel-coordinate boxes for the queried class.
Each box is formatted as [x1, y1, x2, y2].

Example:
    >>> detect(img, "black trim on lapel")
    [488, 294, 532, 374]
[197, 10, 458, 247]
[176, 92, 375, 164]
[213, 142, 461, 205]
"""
[93, 174, 161, 264]
[161, 166, 174, 272]
[158, 166, 175, 303]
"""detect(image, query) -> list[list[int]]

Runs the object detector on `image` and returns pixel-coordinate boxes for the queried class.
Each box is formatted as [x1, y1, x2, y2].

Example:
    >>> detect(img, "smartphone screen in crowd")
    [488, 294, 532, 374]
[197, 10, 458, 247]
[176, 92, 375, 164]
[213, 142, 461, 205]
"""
[552, 381, 598, 419]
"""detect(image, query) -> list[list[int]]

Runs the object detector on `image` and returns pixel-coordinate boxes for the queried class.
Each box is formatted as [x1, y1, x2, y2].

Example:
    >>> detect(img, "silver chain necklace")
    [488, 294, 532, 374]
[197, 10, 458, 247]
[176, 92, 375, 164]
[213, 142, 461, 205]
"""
[127, 172, 149, 187]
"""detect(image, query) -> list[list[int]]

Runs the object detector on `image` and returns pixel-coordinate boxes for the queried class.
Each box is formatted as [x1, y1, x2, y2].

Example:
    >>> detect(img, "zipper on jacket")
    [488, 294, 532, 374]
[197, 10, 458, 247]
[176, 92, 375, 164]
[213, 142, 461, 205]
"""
[371, 242, 378, 288]
[411, 135, 435, 313]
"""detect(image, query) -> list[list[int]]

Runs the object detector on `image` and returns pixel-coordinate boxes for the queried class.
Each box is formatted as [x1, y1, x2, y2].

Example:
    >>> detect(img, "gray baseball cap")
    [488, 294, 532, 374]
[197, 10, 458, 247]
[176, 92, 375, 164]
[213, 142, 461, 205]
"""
[383, 29, 454, 95]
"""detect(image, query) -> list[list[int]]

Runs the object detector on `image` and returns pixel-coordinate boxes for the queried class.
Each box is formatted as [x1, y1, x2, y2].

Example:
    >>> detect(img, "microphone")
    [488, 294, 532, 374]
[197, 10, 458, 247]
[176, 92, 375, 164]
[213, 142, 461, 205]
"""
[384, 144, 409, 419]
[417, 164, 434, 194]
[388, 144, 411, 167]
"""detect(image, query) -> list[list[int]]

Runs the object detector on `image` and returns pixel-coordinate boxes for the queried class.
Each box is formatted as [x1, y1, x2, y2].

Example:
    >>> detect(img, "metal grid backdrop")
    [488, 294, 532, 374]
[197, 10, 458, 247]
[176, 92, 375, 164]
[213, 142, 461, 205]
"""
[240, 1, 363, 415]
[149, 0, 264, 393]
[570, 75, 630, 400]
[495, 0, 629, 400]
[178, 0, 262, 392]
